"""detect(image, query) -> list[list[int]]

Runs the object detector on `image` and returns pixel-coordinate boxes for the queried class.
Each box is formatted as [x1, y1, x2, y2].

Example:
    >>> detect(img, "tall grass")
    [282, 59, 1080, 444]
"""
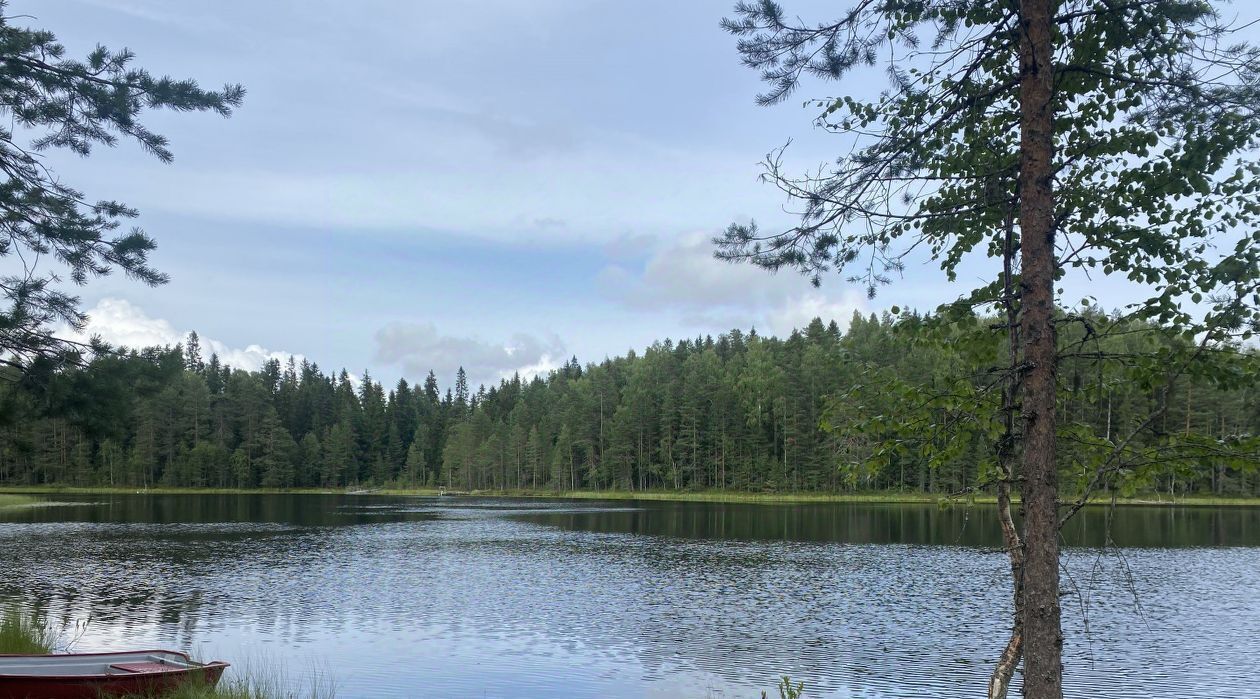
[116, 672, 335, 699]
[0, 608, 55, 653]
[190, 660, 335, 699]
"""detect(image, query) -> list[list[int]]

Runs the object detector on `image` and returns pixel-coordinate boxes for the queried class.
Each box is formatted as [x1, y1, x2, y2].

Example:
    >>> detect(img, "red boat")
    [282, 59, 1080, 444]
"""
[0, 650, 228, 699]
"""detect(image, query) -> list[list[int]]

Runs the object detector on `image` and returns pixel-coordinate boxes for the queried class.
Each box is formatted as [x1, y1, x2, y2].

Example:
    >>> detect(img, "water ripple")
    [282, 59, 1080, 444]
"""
[1, 495, 1257, 698]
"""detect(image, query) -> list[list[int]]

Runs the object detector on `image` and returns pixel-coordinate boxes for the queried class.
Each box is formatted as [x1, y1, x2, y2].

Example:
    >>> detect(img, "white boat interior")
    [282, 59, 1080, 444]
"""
[0, 651, 205, 677]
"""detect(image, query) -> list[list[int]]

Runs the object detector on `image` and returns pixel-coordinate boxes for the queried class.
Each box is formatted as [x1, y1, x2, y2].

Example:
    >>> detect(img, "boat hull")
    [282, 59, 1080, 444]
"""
[0, 650, 228, 699]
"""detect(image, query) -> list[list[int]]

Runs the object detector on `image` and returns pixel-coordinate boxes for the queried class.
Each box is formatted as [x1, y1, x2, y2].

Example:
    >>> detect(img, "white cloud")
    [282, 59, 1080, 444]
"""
[765, 292, 865, 338]
[67, 298, 300, 372]
[374, 322, 565, 388]
[599, 231, 867, 337]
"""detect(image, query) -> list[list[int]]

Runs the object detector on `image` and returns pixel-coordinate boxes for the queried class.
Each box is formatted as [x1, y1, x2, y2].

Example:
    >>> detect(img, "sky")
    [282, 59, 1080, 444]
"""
[5, 0, 1213, 389]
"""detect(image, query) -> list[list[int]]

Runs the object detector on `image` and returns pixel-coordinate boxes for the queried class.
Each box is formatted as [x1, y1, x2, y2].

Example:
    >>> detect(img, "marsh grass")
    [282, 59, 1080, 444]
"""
[116, 670, 335, 699]
[162, 657, 337, 699]
[0, 608, 55, 653]
[3, 485, 1255, 507]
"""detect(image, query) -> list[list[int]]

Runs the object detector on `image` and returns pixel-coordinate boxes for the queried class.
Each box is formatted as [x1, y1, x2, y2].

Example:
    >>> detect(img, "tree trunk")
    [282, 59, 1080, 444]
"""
[990, 208, 1025, 699]
[1017, 1, 1063, 697]
[990, 478, 1025, 699]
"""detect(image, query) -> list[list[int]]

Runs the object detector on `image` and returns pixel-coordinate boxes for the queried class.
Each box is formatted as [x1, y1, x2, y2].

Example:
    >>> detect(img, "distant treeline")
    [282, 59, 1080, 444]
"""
[1, 312, 1256, 496]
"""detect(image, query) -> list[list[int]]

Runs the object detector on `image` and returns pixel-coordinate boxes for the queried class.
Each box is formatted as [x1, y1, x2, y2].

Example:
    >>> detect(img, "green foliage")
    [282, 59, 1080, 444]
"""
[761, 676, 804, 699]
[0, 2, 242, 374]
[720, 2, 1260, 334]
[843, 310, 1260, 500]
[778, 676, 804, 699]
[0, 316, 1254, 499]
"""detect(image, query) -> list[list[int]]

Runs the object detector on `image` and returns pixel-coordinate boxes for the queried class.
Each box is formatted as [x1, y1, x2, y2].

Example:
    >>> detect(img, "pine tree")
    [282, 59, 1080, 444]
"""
[0, 11, 242, 373]
[718, 2, 1260, 695]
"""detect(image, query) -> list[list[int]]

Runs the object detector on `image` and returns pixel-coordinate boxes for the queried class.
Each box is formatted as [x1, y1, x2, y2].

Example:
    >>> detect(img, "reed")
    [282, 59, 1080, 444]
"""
[117, 673, 334, 699]
[0, 608, 55, 654]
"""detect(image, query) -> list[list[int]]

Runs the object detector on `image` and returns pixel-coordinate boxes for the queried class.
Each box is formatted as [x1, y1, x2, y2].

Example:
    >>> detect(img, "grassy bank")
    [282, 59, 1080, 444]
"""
[3, 484, 1256, 507]
[117, 673, 333, 699]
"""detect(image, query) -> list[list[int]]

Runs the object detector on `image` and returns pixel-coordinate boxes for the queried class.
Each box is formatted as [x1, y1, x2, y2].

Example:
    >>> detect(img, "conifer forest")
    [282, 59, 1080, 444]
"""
[3, 310, 1255, 497]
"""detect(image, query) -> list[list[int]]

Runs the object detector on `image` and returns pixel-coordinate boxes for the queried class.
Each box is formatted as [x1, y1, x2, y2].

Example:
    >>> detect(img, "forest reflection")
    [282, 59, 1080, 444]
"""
[516, 499, 1260, 548]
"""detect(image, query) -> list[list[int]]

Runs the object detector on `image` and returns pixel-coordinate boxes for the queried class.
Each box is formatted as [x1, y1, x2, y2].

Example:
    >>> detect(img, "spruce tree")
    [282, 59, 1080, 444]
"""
[453, 367, 470, 418]
[184, 333, 205, 374]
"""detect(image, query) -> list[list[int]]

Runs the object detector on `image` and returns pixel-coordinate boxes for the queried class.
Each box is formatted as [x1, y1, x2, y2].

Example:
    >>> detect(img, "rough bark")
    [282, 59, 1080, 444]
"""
[1016, 1, 1063, 697]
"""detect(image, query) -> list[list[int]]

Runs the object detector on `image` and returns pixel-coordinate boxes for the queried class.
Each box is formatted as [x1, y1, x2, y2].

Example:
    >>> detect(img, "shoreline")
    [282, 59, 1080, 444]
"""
[1, 486, 1257, 508]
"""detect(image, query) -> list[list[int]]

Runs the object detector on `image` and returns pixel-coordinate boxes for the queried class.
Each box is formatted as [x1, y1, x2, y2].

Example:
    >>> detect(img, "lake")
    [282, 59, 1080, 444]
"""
[1, 494, 1258, 698]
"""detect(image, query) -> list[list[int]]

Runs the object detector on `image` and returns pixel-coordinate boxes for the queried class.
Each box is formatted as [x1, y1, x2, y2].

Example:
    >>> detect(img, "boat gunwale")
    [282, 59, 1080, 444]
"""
[0, 649, 229, 681]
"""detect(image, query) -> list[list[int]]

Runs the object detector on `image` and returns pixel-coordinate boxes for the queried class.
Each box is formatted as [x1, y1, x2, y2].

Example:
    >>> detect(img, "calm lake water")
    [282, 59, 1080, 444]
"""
[2, 494, 1258, 698]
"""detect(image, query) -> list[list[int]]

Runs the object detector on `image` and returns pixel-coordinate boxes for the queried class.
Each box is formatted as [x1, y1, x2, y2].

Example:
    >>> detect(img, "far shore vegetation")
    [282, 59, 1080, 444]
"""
[3, 316, 1256, 505]
[2, 485, 1256, 508]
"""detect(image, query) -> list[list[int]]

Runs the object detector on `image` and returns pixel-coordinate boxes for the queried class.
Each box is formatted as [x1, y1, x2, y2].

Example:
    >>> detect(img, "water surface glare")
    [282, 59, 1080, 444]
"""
[1, 495, 1258, 697]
